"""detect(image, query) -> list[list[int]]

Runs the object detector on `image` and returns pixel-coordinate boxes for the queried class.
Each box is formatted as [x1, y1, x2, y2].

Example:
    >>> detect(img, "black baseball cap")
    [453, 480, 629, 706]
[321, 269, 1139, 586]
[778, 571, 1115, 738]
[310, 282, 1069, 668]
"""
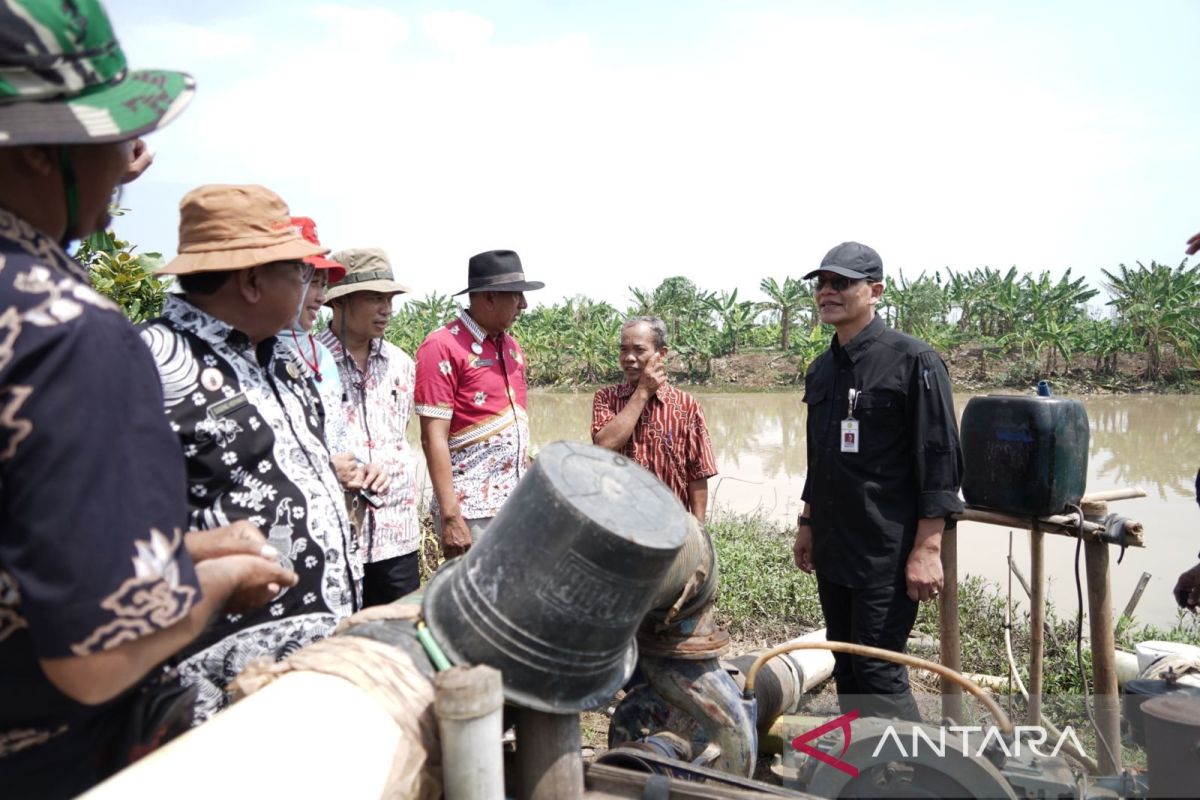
[803, 241, 884, 281]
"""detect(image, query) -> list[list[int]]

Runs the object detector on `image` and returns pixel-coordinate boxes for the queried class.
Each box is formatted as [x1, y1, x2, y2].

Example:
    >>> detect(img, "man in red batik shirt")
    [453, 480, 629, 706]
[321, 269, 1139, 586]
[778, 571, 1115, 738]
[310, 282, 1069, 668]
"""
[415, 250, 543, 558]
[592, 316, 718, 521]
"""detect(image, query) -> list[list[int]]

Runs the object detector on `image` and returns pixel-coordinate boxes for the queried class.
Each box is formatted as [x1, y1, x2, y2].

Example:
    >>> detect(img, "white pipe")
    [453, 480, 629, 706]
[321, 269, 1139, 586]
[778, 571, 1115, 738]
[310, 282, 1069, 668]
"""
[435, 665, 505, 800]
[82, 671, 405, 800]
[777, 628, 836, 701]
[1003, 610, 1100, 774]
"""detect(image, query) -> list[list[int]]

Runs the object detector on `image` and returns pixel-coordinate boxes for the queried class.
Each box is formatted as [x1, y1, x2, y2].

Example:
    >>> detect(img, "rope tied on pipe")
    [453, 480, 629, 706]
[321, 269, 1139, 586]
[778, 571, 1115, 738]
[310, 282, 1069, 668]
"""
[233, 604, 442, 800]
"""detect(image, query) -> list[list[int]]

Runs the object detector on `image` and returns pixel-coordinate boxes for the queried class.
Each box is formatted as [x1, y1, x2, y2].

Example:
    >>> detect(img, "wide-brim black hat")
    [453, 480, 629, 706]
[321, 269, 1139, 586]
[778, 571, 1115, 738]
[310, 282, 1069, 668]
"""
[802, 241, 884, 282]
[454, 249, 545, 296]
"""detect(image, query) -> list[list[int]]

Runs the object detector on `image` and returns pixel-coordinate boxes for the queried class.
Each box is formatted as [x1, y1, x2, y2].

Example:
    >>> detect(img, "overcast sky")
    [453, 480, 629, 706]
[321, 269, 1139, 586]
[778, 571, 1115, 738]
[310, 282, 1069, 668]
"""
[105, 0, 1200, 309]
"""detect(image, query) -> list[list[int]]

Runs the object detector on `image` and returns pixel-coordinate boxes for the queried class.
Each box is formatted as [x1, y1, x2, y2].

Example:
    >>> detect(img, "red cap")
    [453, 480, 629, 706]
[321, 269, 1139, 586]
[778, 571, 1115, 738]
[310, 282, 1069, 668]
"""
[290, 216, 346, 283]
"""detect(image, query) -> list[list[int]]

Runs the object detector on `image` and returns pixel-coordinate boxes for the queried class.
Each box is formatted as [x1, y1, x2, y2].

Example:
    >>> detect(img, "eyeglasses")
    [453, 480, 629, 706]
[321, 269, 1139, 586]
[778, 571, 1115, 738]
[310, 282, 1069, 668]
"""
[811, 275, 866, 292]
[274, 260, 316, 283]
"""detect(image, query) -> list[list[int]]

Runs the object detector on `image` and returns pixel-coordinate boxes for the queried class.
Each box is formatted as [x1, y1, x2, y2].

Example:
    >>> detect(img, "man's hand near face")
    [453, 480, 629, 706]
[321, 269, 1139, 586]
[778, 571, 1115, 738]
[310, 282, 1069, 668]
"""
[636, 351, 667, 398]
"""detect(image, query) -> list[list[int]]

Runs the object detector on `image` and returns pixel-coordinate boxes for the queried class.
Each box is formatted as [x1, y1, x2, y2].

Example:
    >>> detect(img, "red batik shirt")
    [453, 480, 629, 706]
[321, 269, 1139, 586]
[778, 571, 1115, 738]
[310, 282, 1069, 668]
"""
[591, 382, 718, 507]
[414, 312, 530, 519]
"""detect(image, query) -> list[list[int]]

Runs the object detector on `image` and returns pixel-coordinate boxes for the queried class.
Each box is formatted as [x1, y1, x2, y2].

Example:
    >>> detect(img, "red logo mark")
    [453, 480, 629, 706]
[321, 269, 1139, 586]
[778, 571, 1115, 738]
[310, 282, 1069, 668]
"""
[791, 709, 859, 778]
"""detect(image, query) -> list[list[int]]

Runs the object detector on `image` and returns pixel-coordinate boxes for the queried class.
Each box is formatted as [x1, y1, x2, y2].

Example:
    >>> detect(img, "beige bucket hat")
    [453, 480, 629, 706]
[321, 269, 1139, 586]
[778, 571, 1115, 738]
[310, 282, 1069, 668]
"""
[159, 184, 326, 275]
[324, 248, 412, 302]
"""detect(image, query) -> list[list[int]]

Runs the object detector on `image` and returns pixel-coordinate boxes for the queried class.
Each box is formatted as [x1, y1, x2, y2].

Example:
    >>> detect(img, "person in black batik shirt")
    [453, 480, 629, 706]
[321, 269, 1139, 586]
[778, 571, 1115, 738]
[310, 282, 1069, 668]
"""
[142, 184, 359, 723]
[0, 3, 294, 795]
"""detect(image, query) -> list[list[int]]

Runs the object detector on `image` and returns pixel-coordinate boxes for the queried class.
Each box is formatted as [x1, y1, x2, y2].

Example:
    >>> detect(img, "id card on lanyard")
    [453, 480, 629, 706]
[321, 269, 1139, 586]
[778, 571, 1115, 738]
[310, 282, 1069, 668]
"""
[841, 388, 860, 453]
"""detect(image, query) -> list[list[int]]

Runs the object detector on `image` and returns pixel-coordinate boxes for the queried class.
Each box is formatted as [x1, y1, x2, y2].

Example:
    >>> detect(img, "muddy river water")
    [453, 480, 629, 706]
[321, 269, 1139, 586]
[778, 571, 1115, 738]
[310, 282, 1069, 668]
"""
[413, 390, 1200, 628]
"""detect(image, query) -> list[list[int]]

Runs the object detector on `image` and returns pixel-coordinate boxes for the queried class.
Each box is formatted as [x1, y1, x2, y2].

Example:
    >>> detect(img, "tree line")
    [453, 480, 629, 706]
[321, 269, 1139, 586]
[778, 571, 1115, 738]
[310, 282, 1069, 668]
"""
[78, 228, 1199, 388]
[384, 263, 1200, 387]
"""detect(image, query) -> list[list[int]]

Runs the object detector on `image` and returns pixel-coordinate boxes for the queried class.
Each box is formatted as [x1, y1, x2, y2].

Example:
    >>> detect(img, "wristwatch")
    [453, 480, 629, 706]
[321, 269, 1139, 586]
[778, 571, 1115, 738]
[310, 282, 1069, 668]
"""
[798, 515, 812, 528]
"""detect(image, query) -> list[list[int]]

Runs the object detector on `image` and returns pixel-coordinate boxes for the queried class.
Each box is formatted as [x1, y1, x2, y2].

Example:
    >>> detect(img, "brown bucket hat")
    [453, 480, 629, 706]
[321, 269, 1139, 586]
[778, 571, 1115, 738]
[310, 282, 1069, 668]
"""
[159, 184, 326, 275]
[324, 248, 412, 303]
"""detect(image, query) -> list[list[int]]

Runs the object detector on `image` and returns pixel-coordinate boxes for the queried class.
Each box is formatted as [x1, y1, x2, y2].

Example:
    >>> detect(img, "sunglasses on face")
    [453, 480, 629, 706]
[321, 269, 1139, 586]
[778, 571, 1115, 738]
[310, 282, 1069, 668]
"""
[811, 275, 866, 292]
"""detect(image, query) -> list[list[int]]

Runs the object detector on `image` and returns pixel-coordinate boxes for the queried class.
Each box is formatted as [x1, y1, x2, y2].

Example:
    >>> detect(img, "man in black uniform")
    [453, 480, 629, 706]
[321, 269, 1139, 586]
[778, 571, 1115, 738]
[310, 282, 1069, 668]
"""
[794, 242, 963, 721]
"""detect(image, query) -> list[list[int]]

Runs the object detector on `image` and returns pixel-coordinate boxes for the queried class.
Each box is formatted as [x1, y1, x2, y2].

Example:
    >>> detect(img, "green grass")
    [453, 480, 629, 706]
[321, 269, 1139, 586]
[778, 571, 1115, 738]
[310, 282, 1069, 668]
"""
[709, 512, 822, 645]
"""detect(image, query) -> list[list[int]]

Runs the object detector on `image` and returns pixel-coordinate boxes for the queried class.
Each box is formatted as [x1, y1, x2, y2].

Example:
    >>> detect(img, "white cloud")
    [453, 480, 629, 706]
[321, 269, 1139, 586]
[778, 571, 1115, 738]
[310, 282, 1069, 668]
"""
[421, 11, 494, 55]
[116, 3, 1200, 310]
[120, 21, 254, 62]
[309, 4, 410, 53]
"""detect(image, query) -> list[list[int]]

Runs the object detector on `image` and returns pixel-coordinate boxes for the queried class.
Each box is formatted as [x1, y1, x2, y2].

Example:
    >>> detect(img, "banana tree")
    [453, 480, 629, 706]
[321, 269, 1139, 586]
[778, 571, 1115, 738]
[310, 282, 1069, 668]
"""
[1102, 260, 1200, 380]
[758, 276, 807, 350]
[704, 289, 759, 355]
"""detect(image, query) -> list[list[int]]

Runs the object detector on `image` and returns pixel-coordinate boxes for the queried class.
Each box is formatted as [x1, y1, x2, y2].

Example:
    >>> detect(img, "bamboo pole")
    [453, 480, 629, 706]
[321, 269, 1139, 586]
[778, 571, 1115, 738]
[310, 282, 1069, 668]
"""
[939, 527, 963, 723]
[513, 708, 584, 800]
[1028, 528, 1045, 726]
[1082, 500, 1122, 775]
[1008, 554, 1033, 600]
[1081, 487, 1146, 503]
[956, 506, 1144, 547]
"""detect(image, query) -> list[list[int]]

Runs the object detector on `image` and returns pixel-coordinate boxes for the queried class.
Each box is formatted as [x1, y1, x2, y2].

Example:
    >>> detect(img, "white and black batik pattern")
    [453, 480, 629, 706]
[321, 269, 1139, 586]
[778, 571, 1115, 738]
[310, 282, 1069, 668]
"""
[142, 296, 361, 722]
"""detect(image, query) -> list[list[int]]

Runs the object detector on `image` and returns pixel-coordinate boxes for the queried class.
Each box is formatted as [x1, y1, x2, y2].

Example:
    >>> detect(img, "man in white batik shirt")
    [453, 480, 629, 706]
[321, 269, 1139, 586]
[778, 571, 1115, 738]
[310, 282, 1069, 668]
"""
[318, 248, 421, 606]
[142, 184, 360, 722]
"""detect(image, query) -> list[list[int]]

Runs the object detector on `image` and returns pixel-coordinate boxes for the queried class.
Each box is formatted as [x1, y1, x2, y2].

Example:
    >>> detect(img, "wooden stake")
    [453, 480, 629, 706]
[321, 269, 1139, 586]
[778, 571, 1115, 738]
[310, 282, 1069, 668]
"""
[1120, 572, 1152, 621]
[1082, 500, 1122, 775]
[939, 527, 963, 723]
[1028, 528, 1045, 726]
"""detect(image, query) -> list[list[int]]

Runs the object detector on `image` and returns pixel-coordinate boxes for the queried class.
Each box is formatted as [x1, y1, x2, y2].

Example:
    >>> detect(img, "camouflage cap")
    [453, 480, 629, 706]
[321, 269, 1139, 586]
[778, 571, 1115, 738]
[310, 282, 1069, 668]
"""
[0, 0, 195, 145]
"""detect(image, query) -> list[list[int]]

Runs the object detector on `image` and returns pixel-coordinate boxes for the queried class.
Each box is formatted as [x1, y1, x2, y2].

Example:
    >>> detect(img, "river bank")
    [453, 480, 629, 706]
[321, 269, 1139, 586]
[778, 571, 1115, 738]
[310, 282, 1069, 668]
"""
[532, 346, 1200, 394]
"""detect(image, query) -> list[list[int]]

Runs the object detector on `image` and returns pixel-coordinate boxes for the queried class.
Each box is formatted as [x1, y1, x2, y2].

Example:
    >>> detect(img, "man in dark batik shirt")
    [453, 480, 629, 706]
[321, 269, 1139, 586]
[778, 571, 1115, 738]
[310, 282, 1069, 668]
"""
[142, 184, 360, 722]
[794, 242, 964, 723]
[0, 3, 294, 796]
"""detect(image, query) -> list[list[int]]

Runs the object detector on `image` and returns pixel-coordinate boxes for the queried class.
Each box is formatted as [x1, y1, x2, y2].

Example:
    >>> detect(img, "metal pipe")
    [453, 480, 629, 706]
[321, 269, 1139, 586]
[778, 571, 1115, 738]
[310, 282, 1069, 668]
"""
[728, 629, 835, 729]
[513, 708, 583, 800]
[647, 515, 716, 619]
[435, 665, 505, 800]
[742, 641, 1014, 735]
[640, 655, 758, 778]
